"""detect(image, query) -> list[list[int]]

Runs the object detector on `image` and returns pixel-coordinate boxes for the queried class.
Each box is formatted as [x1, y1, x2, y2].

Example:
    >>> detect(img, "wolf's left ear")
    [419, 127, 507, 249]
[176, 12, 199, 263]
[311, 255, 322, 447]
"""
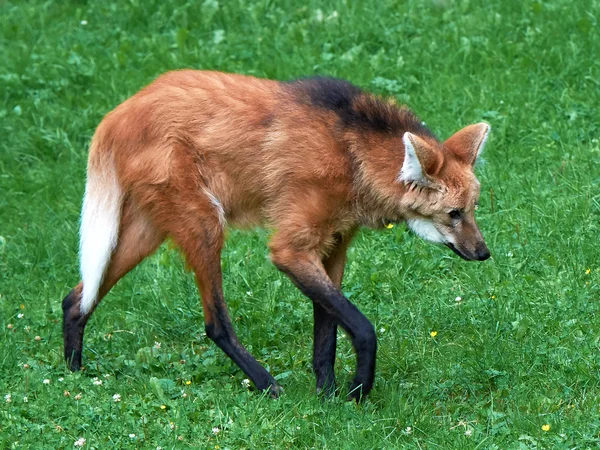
[444, 122, 490, 166]
[399, 132, 443, 185]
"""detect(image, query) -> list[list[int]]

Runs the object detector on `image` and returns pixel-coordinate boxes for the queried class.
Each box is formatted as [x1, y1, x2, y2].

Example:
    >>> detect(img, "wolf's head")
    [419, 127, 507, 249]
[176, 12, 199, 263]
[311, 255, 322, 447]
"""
[398, 123, 490, 261]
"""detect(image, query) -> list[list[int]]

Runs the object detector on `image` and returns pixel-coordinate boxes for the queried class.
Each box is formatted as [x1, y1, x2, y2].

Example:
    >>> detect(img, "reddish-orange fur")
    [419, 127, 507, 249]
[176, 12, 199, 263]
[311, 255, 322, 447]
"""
[63, 70, 491, 399]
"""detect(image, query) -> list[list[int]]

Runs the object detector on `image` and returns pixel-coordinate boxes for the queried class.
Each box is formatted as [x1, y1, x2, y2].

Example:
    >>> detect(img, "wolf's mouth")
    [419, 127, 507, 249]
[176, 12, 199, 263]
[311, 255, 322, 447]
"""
[445, 242, 490, 261]
[445, 242, 473, 261]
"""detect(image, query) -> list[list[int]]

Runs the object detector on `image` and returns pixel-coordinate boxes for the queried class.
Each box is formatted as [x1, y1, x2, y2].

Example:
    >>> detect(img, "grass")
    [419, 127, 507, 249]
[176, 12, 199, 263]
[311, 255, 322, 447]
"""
[1, 0, 599, 448]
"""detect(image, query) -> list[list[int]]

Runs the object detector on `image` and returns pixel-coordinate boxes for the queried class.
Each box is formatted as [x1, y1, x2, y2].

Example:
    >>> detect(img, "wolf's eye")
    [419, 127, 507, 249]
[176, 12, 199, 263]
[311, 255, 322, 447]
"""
[449, 209, 462, 220]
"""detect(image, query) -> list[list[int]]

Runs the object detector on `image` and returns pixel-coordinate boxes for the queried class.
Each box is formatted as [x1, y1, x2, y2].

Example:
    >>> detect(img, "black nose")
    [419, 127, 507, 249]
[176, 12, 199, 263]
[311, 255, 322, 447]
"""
[475, 243, 490, 261]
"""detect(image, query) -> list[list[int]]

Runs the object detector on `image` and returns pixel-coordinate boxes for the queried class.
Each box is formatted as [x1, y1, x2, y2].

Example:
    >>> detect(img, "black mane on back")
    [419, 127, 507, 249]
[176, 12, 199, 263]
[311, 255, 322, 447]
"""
[285, 76, 437, 139]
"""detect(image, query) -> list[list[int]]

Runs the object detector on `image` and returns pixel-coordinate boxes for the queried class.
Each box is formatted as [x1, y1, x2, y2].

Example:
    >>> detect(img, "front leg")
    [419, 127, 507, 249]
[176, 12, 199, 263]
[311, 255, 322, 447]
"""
[314, 231, 356, 397]
[270, 243, 376, 401]
[313, 303, 337, 396]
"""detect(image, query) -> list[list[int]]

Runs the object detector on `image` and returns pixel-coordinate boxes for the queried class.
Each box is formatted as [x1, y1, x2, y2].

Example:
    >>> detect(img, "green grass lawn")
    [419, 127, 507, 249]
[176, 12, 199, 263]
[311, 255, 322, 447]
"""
[1, 0, 599, 448]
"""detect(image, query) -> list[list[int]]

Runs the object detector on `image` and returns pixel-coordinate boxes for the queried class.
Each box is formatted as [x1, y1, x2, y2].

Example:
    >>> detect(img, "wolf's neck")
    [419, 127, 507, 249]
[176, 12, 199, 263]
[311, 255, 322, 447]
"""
[345, 136, 404, 228]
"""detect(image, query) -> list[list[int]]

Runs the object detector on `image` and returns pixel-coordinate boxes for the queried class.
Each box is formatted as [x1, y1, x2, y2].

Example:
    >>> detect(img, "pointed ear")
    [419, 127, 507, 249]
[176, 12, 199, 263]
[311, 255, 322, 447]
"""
[444, 122, 490, 166]
[398, 132, 443, 184]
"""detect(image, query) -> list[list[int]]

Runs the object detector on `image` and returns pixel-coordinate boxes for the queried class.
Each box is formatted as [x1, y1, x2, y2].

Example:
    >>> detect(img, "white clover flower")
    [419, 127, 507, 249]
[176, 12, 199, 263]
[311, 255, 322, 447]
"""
[4, 394, 11, 403]
[80, 20, 88, 25]
[113, 394, 121, 402]
[464, 428, 473, 437]
[241, 379, 251, 388]
[404, 426, 412, 435]
[455, 296, 462, 302]
[180, 390, 187, 398]
[379, 327, 386, 333]
[17, 313, 24, 319]
[34, 335, 41, 341]
[212, 427, 220, 435]
[153, 341, 161, 350]
[74, 437, 86, 447]
[43, 379, 50, 385]
[58, 377, 64, 382]
[92, 377, 102, 386]
[7, 324, 13, 329]
[129, 433, 136, 438]
[23, 396, 28, 403]
[74, 393, 82, 400]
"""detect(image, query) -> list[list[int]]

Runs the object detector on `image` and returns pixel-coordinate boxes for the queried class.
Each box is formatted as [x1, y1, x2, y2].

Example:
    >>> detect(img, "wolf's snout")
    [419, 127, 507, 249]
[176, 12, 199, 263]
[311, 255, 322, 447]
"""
[474, 242, 490, 261]
[445, 241, 490, 261]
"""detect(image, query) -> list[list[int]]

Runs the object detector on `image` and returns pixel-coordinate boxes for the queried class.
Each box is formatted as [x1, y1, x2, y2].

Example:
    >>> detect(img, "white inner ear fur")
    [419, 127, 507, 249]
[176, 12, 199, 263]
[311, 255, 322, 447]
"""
[398, 132, 425, 183]
[406, 218, 447, 244]
[474, 123, 491, 161]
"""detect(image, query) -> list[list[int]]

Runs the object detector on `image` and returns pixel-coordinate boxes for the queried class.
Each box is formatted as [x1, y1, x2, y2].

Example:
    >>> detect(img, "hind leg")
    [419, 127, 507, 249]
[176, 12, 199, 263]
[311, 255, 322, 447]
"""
[162, 204, 279, 395]
[63, 200, 164, 370]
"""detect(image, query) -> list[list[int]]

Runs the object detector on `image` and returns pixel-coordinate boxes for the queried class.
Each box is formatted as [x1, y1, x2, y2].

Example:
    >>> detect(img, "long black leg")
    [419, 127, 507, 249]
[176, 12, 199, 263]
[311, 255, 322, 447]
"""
[313, 302, 337, 396]
[202, 285, 280, 396]
[271, 248, 376, 401]
[62, 200, 164, 372]
[173, 219, 280, 397]
[62, 284, 88, 371]
[313, 232, 354, 396]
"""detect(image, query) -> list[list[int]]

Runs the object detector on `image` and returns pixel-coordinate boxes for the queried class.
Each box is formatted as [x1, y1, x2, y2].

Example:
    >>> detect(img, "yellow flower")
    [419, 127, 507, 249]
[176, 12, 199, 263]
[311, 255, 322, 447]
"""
[491, 295, 495, 299]
[160, 405, 166, 410]
[185, 380, 191, 385]
[585, 268, 590, 275]
[19, 304, 25, 310]
[541, 424, 550, 432]
[430, 331, 438, 338]
[385, 223, 394, 229]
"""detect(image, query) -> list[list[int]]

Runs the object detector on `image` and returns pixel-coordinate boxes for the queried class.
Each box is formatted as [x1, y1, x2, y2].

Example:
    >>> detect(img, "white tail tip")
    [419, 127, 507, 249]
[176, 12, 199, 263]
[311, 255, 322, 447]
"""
[79, 157, 122, 315]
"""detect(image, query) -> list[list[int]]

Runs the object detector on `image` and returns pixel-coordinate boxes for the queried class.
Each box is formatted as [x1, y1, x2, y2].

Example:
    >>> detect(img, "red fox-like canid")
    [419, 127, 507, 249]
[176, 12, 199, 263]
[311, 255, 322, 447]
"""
[62, 70, 490, 400]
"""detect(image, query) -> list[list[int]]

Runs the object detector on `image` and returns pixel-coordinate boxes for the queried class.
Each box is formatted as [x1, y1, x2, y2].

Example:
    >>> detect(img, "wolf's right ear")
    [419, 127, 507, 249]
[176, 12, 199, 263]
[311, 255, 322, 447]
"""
[444, 122, 490, 166]
[398, 132, 443, 184]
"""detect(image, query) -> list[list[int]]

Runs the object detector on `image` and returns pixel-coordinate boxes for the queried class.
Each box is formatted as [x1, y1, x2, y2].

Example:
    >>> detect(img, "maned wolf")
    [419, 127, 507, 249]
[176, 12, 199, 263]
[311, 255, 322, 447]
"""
[62, 70, 490, 400]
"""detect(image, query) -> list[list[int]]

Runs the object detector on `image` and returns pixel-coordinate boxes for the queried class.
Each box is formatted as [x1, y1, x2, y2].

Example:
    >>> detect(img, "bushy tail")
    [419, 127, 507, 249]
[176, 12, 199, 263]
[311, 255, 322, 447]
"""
[79, 143, 123, 315]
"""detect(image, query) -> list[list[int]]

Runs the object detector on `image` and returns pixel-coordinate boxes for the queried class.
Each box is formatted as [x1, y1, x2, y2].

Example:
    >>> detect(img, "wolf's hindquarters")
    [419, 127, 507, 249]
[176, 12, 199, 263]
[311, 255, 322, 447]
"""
[79, 149, 123, 315]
